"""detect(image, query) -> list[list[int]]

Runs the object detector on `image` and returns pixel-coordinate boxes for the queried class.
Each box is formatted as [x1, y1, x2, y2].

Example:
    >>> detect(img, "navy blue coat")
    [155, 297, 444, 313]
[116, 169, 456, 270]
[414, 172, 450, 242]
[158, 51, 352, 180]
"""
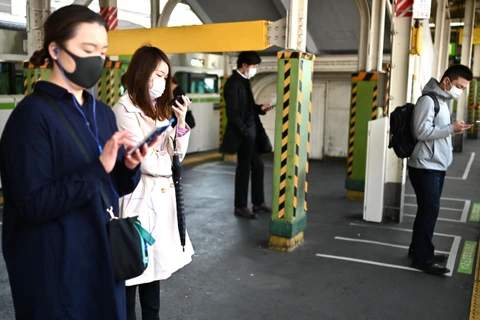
[0, 81, 141, 319]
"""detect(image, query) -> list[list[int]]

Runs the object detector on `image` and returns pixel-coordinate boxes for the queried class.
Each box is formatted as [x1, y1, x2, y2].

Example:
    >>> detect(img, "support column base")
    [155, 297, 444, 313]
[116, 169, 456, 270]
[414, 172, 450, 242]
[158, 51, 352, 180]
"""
[268, 232, 305, 252]
[346, 190, 364, 201]
[453, 133, 464, 152]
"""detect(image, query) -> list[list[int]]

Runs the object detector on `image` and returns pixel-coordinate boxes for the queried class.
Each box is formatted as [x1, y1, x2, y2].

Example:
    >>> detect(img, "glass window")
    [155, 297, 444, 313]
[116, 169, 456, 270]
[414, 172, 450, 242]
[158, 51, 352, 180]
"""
[174, 71, 219, 94]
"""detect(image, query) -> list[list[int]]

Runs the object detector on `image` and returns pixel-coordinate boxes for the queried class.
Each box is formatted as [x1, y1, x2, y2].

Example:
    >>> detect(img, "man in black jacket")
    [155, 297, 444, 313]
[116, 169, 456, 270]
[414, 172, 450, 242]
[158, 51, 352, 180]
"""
[221, 51, 274, 219]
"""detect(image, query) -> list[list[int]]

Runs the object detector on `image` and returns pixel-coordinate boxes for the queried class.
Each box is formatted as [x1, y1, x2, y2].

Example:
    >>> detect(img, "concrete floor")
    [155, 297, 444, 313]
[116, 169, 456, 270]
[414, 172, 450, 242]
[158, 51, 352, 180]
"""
[0, 140, 480, 319]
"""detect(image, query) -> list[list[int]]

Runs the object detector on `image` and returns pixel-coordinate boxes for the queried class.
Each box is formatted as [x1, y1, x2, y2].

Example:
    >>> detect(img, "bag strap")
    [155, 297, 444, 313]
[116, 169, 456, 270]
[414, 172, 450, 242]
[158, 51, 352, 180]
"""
[421, 92, 440, 123]
[34, 92, 116, 219]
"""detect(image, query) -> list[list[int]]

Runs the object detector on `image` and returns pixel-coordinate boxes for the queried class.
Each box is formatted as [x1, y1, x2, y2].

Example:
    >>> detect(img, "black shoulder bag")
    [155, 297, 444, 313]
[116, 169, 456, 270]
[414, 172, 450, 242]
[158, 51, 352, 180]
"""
[37, 92, 155, 281]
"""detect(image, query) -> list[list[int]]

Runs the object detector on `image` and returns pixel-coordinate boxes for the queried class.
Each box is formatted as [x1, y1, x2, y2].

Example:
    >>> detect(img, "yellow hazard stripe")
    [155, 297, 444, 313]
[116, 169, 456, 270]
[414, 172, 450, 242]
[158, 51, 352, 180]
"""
[278, 60, 291, 219]
[347, 81, 357, 177]
[372, 85, 378, 119]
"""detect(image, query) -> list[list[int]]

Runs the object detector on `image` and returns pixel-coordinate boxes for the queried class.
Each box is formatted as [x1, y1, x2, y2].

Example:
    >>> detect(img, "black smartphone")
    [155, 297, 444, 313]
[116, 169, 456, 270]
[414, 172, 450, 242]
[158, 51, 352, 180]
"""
[127, 118, 175, 155]
[169, 95, 191, 107]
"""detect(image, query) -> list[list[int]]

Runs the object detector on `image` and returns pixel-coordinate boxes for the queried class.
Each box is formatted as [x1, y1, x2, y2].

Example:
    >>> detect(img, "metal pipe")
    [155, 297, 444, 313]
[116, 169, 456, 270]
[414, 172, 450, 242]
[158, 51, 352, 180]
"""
[355, 0, 370, 71]
[433, 0, 446, 79]
[366, 0, 385, 71]
[157, 0, 181, 27]
[151, 0, 159, 28]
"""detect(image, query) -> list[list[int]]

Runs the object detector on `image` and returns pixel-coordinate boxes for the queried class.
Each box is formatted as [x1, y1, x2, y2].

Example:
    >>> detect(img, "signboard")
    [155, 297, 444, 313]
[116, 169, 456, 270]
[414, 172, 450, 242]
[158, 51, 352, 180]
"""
[449, 43, 456, 57]
[459, 28, 480, 45]
[395, 0, 413, 18]
[413, 0, 432, 19]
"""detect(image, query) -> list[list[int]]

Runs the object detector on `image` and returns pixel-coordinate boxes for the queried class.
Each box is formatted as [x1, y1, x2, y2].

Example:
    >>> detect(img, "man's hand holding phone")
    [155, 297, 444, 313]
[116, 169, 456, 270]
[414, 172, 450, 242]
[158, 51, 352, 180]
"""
[261, 103, 275, 112]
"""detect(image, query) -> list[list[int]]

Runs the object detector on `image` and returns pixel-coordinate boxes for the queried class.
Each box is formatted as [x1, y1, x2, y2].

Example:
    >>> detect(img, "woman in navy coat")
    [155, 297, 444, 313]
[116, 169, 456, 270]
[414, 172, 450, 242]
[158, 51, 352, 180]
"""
[0, 5, 156, 319]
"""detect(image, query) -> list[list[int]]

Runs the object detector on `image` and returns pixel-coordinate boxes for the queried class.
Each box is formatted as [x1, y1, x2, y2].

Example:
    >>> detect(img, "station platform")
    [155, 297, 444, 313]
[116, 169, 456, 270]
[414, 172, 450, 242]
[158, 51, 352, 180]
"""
[0, 141, 479, 319]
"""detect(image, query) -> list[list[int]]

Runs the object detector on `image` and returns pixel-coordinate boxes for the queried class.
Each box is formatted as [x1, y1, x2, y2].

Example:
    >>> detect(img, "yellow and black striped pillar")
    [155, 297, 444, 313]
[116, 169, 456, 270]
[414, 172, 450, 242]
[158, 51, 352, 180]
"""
[269, 50, 315, 252]
[98, 60, 123, 107]
[345, 72, 381, 201]
[22, 61, 52, 95]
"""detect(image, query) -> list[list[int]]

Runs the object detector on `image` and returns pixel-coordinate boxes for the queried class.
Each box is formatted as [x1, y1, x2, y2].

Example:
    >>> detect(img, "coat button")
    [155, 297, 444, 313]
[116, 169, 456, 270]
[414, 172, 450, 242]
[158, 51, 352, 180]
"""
[170, 183, 174, 188]
[161, 188, 166, 193]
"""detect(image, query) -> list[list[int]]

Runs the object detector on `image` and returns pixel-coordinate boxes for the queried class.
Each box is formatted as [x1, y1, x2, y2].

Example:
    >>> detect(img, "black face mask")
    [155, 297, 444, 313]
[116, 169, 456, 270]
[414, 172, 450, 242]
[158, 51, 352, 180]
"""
[58, 46, 105, 89]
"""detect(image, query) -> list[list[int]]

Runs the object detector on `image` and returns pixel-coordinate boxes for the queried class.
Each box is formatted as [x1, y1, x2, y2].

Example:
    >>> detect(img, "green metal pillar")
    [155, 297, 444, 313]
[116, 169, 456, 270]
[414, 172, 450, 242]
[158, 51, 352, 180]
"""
[269, 50, 315, 252]
[97, 59, 123, 107]
[22, 62, 52, 95]
[467, 79, 479, 139]
[345, 72, 380, 201]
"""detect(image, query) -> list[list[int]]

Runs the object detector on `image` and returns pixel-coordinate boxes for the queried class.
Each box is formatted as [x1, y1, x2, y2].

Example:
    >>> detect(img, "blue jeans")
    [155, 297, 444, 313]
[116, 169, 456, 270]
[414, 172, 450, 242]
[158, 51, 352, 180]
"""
[408, 166, 446, 262]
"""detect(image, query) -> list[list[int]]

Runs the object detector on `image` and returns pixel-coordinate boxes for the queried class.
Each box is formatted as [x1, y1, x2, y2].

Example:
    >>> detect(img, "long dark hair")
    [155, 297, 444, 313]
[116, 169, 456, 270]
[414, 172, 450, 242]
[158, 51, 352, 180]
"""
[123, 45, 173, 121]
[29, 5, 108, 66]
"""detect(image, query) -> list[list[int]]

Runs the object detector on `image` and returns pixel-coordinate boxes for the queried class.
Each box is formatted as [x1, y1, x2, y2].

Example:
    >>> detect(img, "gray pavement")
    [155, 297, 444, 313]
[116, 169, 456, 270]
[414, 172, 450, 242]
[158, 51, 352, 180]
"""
[1, 140, 480, 319]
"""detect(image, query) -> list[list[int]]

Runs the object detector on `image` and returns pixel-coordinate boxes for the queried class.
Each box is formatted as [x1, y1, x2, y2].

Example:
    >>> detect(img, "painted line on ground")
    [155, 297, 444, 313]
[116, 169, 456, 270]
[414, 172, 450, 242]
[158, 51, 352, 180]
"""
[192, 169, 235, 175]
[404, 203, 463, 212]
[350, 222, 458, 238]
[335, 236, 449, 254]
[183, 152, 223, 165]
[458, 241, 477, 275]
[447, 236, 462, 277]
[463, 152, 476, 180]
[315, 254, 430, 274]
[404, 214, 466, 224]
[470, 203, 480, 222]
[405, 194, 470, 202]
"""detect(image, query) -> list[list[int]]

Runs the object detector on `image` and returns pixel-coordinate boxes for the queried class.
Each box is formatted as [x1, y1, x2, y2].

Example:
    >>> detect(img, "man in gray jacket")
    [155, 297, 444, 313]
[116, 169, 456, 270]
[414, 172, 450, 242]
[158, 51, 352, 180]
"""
[408, 64, 473, 275]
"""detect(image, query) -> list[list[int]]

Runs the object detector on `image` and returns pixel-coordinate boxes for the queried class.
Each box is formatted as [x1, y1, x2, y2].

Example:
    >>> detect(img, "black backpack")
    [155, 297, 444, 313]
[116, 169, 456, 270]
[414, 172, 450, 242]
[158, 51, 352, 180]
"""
[388, 93, 440, 159]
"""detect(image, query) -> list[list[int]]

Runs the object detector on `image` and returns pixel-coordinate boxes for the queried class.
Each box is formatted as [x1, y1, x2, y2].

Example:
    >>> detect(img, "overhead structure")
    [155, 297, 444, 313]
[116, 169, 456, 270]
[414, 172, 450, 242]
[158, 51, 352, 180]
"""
[107, 20, 287, 55]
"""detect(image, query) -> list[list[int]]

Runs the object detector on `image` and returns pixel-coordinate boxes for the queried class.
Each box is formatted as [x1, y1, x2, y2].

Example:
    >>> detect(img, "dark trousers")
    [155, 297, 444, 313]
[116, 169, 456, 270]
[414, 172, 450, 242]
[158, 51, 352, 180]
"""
[126, 281, 160, 320]
[408, 166, 446, 262]
[235, 124, 265, 208]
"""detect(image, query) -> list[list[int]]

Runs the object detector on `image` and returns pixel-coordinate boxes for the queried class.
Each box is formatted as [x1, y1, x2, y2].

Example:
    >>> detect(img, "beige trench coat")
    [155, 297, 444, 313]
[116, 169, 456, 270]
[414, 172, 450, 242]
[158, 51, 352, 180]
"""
[113, 94, 194, 286]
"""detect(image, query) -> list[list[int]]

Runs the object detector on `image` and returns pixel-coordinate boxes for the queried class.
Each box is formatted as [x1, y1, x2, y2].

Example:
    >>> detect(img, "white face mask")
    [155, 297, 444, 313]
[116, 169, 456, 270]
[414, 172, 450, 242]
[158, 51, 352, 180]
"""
[247, 67, 257, 79]
[446, 78, 464, 100]
[149, 78, 166, 99]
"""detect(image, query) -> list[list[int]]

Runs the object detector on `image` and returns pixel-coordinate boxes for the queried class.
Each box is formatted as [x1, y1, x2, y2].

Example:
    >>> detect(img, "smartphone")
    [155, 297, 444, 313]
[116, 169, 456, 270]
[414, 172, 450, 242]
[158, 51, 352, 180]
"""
[465, 122, 475, 125]
[169, 95, 191, 107]
[127, 118, 175, 155]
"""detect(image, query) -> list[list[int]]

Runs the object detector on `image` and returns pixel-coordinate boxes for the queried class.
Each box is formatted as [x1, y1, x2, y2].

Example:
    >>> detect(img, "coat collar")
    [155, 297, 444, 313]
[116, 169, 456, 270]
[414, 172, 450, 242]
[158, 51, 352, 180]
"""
[118, 93, 143, 113]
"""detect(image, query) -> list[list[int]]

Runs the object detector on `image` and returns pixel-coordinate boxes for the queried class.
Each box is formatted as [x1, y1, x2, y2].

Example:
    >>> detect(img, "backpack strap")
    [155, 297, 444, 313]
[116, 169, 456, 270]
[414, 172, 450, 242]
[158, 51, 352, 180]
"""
[421, 92, 440, 124]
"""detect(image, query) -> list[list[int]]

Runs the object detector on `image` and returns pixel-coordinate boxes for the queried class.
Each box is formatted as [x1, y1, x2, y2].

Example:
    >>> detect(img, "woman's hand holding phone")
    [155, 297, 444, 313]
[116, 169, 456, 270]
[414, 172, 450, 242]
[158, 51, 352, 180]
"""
[171, 95, 191, 128]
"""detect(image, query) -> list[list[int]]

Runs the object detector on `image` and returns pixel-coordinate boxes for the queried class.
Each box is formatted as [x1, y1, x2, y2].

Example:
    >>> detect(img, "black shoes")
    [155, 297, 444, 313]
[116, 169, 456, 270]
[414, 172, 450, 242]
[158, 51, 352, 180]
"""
[234, 207, 258, 219]
[411, 260, 450, 275]
[252, 203, 271, 214]
[408, 250, 449, 263]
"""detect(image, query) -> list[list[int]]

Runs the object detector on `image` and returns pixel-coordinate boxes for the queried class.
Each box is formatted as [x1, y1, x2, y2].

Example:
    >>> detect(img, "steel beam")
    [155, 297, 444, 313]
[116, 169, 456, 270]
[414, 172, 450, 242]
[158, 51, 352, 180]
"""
[366, 0, 386, 72]
[107, 21, 271, 55]
[285, 0, 308, 51]
[355, 0, 370, 71]
[26, 0, 50, 57]
[433, 0, 446, 79]
[157, 0, 181, 27]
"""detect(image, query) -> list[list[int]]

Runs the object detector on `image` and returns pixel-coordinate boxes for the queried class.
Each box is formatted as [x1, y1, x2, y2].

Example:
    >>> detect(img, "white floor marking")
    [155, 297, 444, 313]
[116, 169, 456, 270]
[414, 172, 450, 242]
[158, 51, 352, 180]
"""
[349, 222, 457, 238]
[404, 203, 462, 212]
[405, 194, 470, 202]
[192, 169, 235, 175]
[446, 236, 461, 277]
[462, 152, 476, 180]
[334, 236, 450, 254]
[315, 254, 437, 274]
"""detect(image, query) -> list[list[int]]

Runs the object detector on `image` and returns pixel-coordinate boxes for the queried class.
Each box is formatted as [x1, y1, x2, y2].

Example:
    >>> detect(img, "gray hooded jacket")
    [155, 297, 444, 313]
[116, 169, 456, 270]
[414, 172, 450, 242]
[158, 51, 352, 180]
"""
[407, 78, 455, 171]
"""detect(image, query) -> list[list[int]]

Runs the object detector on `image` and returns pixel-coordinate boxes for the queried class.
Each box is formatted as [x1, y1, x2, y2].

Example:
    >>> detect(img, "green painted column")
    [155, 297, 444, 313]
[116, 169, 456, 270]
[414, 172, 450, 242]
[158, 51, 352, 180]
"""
[22, 62, 52, 95]
[97, 59, 124, 107]
[269, 50, 315, 252]
[345, 72, 380, 201]
[467, 80, 477, 138]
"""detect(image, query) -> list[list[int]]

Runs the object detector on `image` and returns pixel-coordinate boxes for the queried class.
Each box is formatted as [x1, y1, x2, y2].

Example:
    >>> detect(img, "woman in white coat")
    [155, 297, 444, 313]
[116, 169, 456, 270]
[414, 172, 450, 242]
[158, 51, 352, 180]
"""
[113, 45, 194, 320]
